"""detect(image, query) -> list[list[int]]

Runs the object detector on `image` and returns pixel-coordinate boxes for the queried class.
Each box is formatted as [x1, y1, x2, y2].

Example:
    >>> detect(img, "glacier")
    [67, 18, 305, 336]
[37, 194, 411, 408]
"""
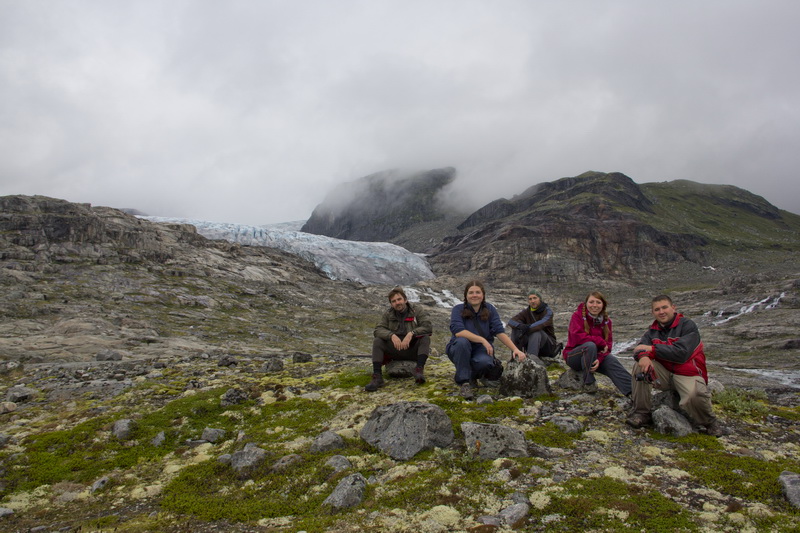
[140, 217, 435, 286]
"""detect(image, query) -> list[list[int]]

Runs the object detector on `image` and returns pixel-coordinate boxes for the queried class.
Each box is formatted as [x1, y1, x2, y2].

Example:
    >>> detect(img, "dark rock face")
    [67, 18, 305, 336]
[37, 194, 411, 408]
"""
[301, 167, 456, 244]
[0, 195, 207, 265]
[429, 172, 709, 281]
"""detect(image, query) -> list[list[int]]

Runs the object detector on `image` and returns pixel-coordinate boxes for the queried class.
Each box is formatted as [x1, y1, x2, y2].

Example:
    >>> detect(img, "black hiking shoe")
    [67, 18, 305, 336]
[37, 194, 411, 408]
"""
[625, 412, 652, 429]
[413, 367, 426, 384]
[364, 373, 384, 392]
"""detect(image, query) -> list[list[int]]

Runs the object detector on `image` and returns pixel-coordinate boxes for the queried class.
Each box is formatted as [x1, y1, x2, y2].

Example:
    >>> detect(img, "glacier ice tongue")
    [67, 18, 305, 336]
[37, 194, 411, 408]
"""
[140, 217, 435, 286]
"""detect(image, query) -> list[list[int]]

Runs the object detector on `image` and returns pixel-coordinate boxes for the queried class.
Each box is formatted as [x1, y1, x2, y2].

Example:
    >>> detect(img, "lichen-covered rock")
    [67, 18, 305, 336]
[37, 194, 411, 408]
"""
[652, 405, 694, 437]
[360, 401, 454, 461]
[779, 471, 800, 509]
[462, 422, 528, 459]
[322, 473, 367, 510]
[230, 444, 267, 479]
[500, 359, 551, 398]
[310, 430, 345, 453]
[112, 419, 135, 440]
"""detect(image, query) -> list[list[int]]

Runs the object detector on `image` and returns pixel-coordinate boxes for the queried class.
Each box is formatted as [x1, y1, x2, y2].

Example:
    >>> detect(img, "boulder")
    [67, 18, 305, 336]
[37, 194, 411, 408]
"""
[779, 471, 800, 509]
[322, 473, 367, 510]
[230, 443, 267, 478]
[6, 385, 37, 403]
[292, 352, 313, 363]
[550, 416, 583, 434]
[461, 422, 528, 459]
[360, 401, 454, 461]
[272, 454, 303, 472]
[220, 388, 248, 407]
[201, 428, 226, 443]
[325, 455, 352, 474]
[112, 419, 135, 440]
[499, 359, 551, 398]
[310, 430, 345, 453]
[652, 406, 694, 437]
[385, 360, 415, 378]
[261, 359, 284, 373]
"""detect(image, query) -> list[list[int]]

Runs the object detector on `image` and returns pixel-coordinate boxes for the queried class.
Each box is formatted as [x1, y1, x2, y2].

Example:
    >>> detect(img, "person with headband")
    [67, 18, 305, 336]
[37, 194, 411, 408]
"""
[506, 288, 560, 362]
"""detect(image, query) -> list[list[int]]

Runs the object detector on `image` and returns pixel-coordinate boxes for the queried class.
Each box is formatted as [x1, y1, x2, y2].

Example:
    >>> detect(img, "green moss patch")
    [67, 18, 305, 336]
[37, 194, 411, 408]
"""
[532, 476, 697, 531]
[678, 449, 800, 507]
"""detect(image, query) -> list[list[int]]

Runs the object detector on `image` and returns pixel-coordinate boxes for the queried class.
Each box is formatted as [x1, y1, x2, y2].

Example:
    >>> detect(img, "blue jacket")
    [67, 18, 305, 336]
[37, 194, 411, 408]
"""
[449, 302, 505, 344]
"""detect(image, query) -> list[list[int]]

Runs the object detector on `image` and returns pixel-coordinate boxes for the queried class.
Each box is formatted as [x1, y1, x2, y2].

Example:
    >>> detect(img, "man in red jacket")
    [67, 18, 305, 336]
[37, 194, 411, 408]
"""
[626, 295, 727, 437]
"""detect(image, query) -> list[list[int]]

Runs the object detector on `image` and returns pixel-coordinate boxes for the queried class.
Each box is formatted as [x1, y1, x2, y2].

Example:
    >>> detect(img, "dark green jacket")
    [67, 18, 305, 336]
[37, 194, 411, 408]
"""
[374, 303, 432, 341]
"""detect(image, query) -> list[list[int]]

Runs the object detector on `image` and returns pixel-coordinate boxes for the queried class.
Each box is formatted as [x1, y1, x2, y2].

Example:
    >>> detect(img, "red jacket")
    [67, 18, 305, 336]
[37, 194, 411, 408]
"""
[564, 302, 613, 363]
[635, 313, 708, 383]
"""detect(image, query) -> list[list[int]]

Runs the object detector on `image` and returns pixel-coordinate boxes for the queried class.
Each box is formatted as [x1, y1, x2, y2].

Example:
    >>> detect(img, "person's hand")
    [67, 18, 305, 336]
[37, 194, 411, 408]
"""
[636, 356, 653, 372]
[634, 344, 653, 356]
[512, 349, 526, 362]
[391, 335, 403, 350]
[399, 332, 413, 350]
[589, 359, 600, 372]
[484, 340, 494, 357]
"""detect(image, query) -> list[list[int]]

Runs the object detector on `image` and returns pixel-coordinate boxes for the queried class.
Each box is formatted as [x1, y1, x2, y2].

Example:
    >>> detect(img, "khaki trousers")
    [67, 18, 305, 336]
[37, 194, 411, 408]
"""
[631, 360, 716, 426]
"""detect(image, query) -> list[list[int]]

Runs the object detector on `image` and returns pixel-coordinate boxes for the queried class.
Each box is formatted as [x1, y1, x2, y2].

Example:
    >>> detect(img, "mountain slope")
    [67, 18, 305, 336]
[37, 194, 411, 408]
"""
[426, 171, 800, 284]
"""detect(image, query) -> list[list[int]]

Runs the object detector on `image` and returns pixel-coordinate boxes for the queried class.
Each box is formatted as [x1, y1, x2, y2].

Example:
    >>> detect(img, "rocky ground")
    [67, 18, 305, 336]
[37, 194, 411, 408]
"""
[1, 204, 799, 531]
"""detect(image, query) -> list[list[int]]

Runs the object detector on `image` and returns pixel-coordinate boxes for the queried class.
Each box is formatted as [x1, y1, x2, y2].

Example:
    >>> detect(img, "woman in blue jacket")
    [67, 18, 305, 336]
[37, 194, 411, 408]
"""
[446, 280, 525, 399]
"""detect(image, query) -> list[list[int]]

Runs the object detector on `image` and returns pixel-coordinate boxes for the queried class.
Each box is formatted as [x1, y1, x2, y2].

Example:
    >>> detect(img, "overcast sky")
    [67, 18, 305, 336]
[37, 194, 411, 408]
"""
[1, 1, 798, 225]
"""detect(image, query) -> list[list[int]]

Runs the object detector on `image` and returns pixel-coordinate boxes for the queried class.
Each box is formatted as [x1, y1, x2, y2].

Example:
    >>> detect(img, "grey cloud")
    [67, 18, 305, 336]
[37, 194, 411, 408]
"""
[0, 0, 798, 225]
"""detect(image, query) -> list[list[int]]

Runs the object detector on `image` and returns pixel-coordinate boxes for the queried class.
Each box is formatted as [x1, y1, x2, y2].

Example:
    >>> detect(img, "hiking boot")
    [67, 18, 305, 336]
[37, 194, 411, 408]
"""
[582, 381, 598, 394]
[413, 366, 426, 385]
[364, 373, 384, 392]
[705, 419, 729, 437]
[625, 412, 652, 429]
[460, 382, 475, 400]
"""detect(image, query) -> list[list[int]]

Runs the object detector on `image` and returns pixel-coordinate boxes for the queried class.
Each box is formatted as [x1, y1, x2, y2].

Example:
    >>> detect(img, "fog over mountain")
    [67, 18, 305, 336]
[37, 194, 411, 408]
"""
[1, 1, 799, 225]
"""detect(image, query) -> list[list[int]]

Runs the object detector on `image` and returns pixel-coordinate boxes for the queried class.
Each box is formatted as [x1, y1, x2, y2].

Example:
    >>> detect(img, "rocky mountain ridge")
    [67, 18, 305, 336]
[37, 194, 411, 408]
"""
[301, 169, 800, 285]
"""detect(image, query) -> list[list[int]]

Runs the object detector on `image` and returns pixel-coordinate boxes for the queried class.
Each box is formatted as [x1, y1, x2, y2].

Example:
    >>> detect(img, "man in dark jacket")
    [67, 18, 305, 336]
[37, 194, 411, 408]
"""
[366, 287, 432, 392]
[626, 295, 727, 437]
[507, 289, 559, 360]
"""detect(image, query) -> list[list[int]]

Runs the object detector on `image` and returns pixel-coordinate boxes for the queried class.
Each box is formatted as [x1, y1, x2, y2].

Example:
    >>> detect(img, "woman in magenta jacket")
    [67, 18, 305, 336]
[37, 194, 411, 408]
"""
[563, 291, 631, 395]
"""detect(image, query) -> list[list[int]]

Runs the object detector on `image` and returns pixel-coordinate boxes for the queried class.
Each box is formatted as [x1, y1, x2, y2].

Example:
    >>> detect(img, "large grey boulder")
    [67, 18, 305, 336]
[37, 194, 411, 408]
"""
[499, 359, 551, 398]
[652, 405, 694, 437]
[323, 473, 367, 510]
[360, 401, 454, 461]
[462, 422, 528, 459]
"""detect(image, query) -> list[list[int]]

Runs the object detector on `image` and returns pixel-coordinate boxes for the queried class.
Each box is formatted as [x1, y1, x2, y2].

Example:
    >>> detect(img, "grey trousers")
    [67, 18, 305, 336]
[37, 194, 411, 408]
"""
[372, 335, 431, 365]
[565, 342, 632, 396]
[511, 329, 557, 357]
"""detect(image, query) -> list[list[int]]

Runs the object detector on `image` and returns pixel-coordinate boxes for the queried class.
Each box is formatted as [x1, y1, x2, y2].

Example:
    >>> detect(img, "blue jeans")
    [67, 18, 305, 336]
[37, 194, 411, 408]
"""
[445, 337, 494, 385]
